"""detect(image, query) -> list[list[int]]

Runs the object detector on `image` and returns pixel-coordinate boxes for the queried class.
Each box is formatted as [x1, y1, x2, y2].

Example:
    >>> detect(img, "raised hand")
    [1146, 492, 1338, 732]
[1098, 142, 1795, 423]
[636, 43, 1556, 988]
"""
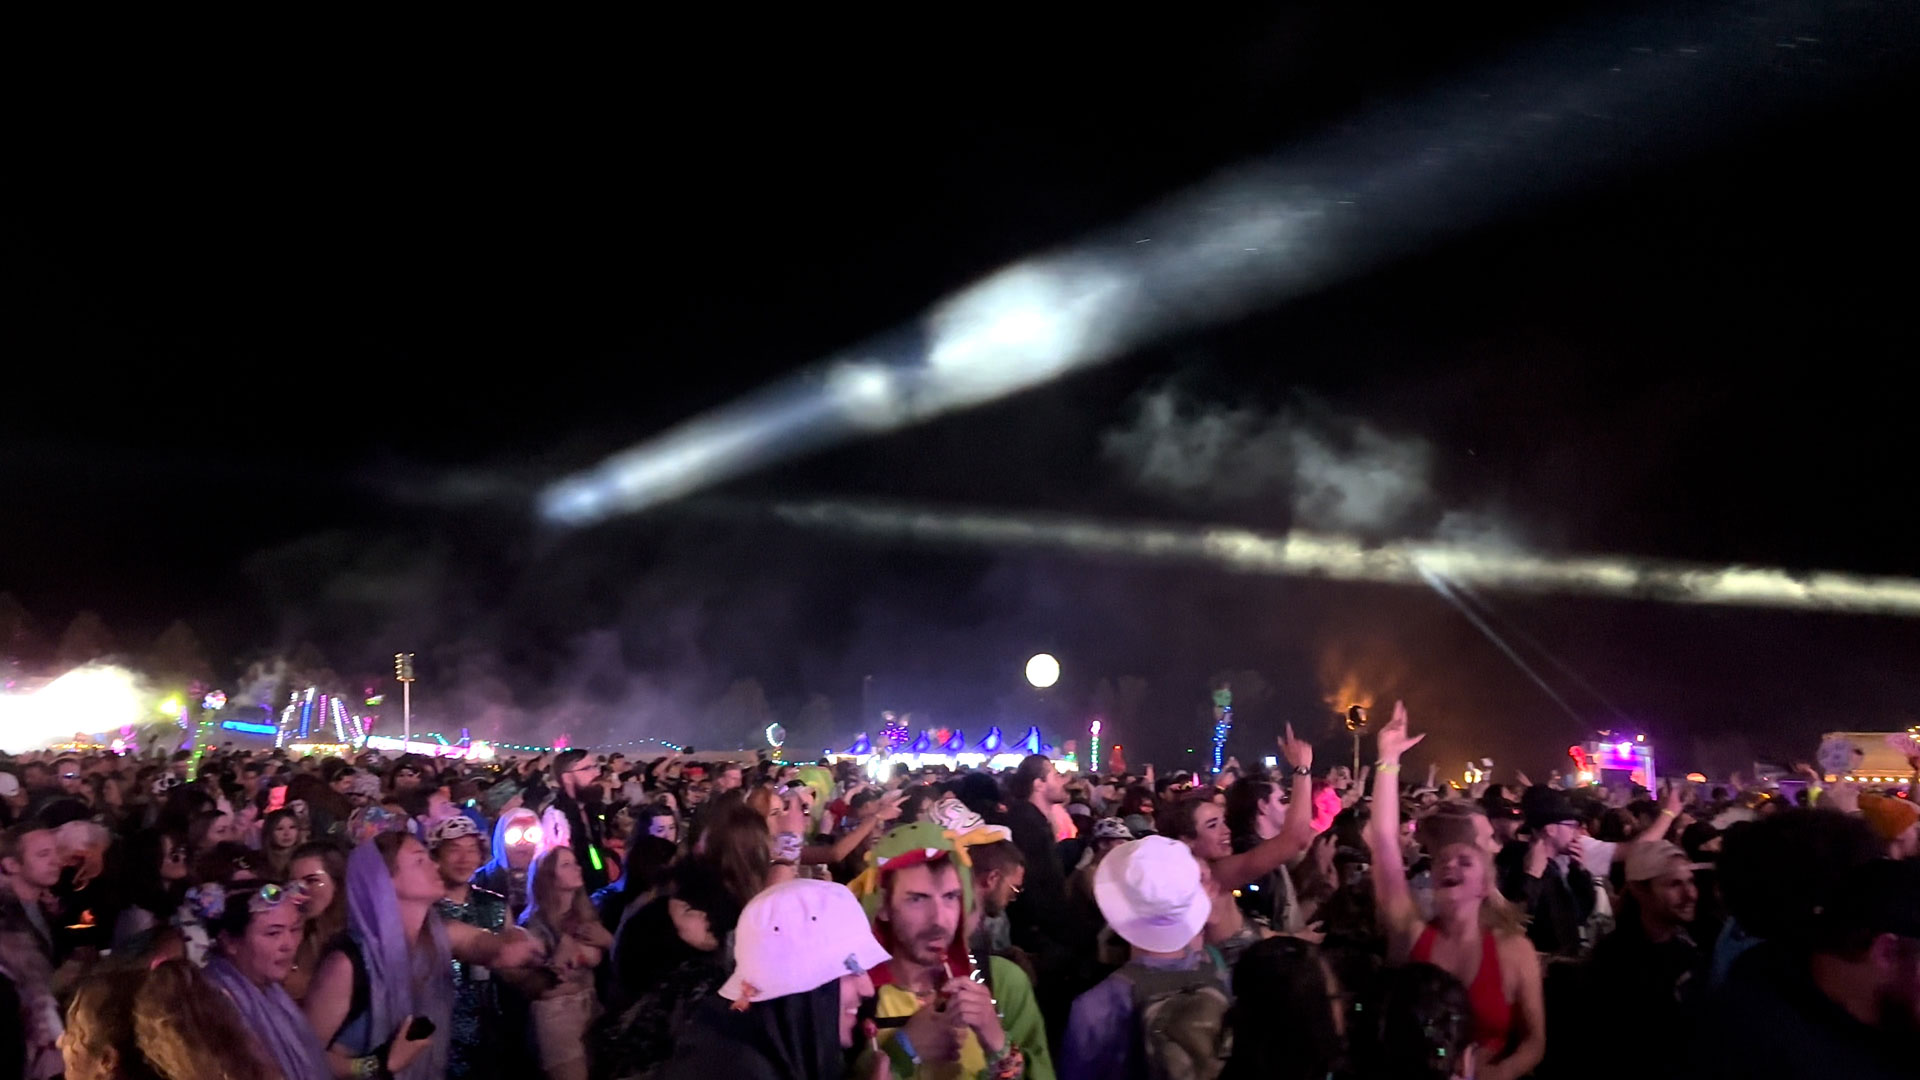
[1278, 724, 1314, 771]
[1374, 701, 1424, 763]
[874, 789, 908, 823]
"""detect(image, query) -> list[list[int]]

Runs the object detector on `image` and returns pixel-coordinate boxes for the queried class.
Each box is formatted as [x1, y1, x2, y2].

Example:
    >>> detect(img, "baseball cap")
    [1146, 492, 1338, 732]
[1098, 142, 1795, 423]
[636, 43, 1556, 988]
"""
[1093, 836, 1210, 954]
[1624, 841, 1696, 884]
[427, 815, 481, 850]
[719, 878, 891, 1004]
[1093, 817, 1135, 842]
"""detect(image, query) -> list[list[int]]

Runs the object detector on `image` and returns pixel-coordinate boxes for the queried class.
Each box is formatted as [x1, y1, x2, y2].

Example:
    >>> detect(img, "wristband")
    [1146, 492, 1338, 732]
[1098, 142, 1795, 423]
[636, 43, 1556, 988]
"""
[1658, 808, 1677, 818]
[1375, 762, 1402, 774]
[895, 1030, 922, 1065]
[350, 1054, 383, 1080]
[988, 1042, 1027, 1080]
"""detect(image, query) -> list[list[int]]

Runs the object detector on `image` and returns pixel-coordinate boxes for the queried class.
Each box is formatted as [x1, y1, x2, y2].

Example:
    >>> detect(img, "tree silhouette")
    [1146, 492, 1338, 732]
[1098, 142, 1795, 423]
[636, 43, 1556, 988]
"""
[57, 612, 117, 667]
[0, 593, 42, 663]
[702, 679, 774, 749]
[148, 620, 213, 685]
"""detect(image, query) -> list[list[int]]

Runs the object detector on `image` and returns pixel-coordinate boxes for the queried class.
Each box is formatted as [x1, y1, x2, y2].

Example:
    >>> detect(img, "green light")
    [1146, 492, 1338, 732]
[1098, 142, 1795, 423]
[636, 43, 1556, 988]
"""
[588, 846, 604, 872]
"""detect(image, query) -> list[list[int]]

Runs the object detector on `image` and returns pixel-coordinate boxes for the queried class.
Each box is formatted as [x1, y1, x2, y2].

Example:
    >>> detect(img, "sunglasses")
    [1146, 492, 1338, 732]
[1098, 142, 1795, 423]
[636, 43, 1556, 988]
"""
[505, 824, 544, 846]
[251, 881, 310, 911]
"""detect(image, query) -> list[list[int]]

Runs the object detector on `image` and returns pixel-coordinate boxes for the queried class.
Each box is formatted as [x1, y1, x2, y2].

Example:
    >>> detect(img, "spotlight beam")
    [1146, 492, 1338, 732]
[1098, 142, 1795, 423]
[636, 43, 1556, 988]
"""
[540, 1, 1898, 527]
[768, 499, 1920, 619]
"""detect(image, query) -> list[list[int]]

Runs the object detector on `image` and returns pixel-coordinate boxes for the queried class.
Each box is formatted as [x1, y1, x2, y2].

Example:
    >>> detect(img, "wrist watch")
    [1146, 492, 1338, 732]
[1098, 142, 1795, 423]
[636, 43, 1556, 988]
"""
[1291, 765, 1312, 776]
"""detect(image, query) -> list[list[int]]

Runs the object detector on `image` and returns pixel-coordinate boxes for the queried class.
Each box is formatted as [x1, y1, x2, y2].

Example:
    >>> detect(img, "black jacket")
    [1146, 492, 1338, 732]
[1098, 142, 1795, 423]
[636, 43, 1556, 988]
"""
[1496, 842, 1595, 957]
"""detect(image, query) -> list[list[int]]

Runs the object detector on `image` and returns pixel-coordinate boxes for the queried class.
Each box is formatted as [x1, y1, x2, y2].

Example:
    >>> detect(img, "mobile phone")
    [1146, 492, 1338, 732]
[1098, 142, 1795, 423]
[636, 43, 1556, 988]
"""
[406, 1016, 436, 1040]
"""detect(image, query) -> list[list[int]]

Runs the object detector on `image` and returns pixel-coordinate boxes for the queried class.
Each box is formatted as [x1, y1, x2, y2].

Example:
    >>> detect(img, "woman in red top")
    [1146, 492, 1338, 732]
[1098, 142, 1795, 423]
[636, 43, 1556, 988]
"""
[1369, 702, 1546, 1080]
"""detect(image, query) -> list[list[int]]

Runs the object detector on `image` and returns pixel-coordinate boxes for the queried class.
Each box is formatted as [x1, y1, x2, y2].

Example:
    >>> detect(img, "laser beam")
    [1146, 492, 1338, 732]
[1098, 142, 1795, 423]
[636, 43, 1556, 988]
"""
[767, 499, 1920, 619]
[540, 1, 1895, 527]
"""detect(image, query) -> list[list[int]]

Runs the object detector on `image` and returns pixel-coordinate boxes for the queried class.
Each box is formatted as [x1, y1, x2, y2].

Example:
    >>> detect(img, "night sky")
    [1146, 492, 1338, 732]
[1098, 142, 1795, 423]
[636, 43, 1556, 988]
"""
[6, 4, 1919, 775]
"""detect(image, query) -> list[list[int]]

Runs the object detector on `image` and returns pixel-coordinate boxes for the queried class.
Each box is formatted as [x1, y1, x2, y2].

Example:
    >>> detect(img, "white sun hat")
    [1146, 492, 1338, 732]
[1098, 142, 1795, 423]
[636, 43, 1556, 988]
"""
[719, 878, 892, 1004]
[1094, 835, 1211, 953]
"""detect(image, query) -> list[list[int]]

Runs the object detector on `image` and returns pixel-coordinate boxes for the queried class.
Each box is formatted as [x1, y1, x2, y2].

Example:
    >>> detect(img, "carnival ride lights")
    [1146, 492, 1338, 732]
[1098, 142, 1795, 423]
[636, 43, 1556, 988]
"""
[275, 687, 371, 749]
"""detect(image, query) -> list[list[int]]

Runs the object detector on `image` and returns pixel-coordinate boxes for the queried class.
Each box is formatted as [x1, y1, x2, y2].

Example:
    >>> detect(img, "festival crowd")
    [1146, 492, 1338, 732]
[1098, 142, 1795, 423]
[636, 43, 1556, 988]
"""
[0, 702, 1916, 1079]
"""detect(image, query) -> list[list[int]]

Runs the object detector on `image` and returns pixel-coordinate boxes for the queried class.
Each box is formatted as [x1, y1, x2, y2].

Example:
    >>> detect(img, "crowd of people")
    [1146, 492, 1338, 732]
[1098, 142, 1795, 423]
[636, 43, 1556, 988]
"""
[0, 701, 1916, 1079]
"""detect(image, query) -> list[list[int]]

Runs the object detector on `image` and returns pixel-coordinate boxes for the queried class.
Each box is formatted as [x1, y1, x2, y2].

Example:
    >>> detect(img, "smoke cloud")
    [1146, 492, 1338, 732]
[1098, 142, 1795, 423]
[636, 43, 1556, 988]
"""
[1102, 385, 1436, 535]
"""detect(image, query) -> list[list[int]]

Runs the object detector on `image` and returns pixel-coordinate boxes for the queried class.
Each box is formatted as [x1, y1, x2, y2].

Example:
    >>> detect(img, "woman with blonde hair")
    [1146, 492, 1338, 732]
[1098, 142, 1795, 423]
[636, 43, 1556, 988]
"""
[126, 960, 287, 1080]
[514, 845, 613, 1080]
[1369, 702, 1544, 1080]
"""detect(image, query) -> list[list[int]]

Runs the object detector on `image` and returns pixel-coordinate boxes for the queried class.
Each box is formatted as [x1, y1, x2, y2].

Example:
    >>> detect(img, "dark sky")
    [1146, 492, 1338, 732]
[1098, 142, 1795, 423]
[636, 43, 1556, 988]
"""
[5, 4, 1919, 774]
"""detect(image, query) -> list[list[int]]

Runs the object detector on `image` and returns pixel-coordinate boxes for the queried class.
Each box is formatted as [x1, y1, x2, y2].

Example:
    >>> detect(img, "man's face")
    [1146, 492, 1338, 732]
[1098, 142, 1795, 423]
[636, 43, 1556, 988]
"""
[1541, 821, 1580, 856]
[1870, 936, 1920, 1032]
[435, 836, 484, 887]
[1042, 765, 1068, 805]
[561, 757, 597, 796]
[52, 760, 84, 794]
[883, 861, 963, 967]
[1471, 815, 1500, 858]
[392, 765, 423, 792]
[5, 830, 62, 890]
[980, 864, 1025, 919]
[1328, 765, 1352, 792]
[717, 766, 743, 793]
[1260, 786, 1288, 829]
[1636, 867, 1699, 928]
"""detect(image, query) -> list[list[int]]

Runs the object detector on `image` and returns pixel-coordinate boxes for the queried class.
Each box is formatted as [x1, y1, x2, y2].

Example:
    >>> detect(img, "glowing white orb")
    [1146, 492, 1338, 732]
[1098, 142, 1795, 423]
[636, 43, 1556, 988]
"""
[1025, 653, 1061, 689]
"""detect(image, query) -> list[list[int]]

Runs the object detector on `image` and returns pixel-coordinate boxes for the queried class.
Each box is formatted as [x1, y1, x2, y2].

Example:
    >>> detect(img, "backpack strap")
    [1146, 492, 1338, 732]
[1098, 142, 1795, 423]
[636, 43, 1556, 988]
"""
[329, 934, 373, 1048]
[1118, 950, 1225, 1009]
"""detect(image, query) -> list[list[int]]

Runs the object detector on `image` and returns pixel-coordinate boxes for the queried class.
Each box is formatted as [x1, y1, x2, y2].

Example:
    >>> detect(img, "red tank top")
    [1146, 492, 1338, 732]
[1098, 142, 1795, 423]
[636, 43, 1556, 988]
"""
[1410, 925, 1512, 1052]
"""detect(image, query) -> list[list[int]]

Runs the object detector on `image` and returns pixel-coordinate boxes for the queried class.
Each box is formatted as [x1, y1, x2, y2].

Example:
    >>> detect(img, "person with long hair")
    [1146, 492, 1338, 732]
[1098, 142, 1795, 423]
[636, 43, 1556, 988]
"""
[200, 882, 332, 1080]
[261, 809, 304, 881]
[111, 830, 189, 951]
[1369, 702, 1544, 1080]
[304, 832, 544, 1080]
[687, 796, 775, 921]
[1221, 936, 1351, 1080]
[60, 968, 166, 1080]
[514, 846, 613, 1080]
[657, 879, 886, 1080]
[135, 959, 290, 1080]
[1366, 963, 1479, 1080]
[284, 842, 347, 1002]
[186, 807, 237, 858]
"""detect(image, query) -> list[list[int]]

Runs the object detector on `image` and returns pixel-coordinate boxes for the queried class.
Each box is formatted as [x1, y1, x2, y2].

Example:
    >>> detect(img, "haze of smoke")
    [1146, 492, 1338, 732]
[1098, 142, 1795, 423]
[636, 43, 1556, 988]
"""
[1102, 386, 1435, 534]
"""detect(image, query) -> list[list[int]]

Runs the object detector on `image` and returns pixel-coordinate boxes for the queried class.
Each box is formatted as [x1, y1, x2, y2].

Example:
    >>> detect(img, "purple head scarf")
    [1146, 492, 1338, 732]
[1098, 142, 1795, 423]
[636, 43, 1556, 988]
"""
[345, 837, 454, 1080]
[202, 954, 331, 1080]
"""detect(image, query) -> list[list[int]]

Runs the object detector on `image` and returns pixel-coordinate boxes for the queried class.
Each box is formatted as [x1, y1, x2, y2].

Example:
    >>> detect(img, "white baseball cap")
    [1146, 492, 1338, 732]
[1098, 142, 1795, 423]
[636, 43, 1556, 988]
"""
[1094, 836, 1210, 953]
[719, 878, 891, 1005]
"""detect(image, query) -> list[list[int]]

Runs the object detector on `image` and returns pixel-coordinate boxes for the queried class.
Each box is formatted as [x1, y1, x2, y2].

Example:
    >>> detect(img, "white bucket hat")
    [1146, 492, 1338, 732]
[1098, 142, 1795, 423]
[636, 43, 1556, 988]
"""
[719, 878, 892, 1005]
[1094, 836, 1210, 953]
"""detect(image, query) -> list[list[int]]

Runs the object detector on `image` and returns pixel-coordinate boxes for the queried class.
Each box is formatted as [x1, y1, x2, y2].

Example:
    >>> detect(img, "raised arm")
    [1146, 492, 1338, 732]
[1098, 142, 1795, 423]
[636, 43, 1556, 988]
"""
[1211, 725, 1316, 885]
[1367, 701, 1426, 947]
[803, 790, 905, 865]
